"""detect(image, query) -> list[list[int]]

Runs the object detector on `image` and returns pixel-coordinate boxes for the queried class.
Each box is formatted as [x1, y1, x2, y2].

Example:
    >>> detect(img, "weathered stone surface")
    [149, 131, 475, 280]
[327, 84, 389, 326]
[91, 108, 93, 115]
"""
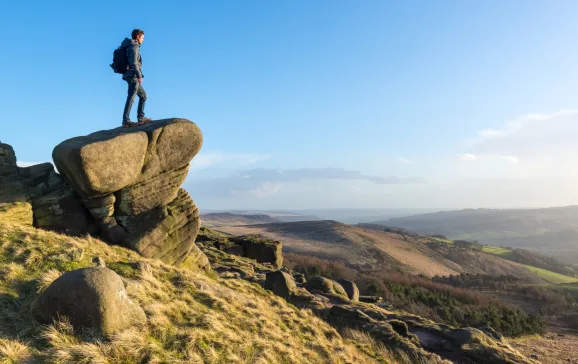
[119, 189, 208, 270]
[32, 267, 146, 337]
[0, 142, 91, 233]
[84, 194, 116, 219]
[116, 164, 188, 216]
[264, 270, 298, 300]
[305, 276, 348, 298]
[228, 235, 283, 269]
[337, 279, 360, 301]
[32, 181, 92, 236]
[52, 119, 202, 197]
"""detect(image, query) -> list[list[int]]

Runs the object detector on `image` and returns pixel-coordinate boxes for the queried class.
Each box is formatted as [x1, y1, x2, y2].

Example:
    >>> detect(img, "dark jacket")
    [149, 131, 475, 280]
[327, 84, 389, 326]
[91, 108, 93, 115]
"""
[121, 38, 143, 80]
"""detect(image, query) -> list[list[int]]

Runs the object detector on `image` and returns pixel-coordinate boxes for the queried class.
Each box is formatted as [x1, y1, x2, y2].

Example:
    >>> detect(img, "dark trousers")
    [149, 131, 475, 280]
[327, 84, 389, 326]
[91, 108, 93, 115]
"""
[122, 78, 147, 122]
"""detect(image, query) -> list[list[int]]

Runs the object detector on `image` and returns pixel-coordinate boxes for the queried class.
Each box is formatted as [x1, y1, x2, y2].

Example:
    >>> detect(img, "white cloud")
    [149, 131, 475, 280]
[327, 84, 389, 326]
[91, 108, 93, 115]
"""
[469, 109, 578, 146]
[458, 153, 477, 161]
[230, 182, 281, 198]
[190, 152, 271, 169]
[249, 182, 282, 198]
[397, 156, 412, 164]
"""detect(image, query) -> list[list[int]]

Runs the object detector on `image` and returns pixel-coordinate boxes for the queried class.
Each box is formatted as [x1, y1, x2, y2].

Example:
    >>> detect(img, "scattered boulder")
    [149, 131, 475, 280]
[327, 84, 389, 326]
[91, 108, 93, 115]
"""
[32, 267, 146, 337]
[305, 276, 348, 298]
[264, 270, 298, 300]
[337, 279, 360, 301]
[228, 235, 283, 269]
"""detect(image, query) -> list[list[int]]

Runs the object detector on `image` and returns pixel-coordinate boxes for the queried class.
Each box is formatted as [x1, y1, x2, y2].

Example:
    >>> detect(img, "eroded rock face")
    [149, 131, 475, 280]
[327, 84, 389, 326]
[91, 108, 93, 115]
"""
[0, 143, 91, 233]
[228, 235, 283, 269]
[49, 119, 209, 270]
[32, 267, 146, 337]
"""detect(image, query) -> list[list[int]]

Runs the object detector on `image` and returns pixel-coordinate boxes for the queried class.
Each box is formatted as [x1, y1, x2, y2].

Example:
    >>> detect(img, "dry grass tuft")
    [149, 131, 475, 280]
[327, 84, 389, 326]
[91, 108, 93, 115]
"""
[0, 338, 32, 364]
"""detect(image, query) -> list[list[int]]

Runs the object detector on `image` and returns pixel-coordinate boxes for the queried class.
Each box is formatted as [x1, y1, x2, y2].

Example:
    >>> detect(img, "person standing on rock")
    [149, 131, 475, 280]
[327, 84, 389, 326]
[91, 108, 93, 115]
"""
[120, 29, 152, 127]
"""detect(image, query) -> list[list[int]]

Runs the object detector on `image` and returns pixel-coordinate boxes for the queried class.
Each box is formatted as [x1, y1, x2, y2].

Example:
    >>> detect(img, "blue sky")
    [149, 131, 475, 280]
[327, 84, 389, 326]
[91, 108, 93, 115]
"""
[2, 1, 578, 209]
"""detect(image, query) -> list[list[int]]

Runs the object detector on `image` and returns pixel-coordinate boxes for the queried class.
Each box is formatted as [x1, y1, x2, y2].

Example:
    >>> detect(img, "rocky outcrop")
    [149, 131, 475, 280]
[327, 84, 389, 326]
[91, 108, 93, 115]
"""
[49, 119, 208, 269]
[0, 143, 91, 234]
[197, 227, 536, 364]
[33, 267, 146, 337]
[1, 119, 209, 271]
[227, 235, 283, 268]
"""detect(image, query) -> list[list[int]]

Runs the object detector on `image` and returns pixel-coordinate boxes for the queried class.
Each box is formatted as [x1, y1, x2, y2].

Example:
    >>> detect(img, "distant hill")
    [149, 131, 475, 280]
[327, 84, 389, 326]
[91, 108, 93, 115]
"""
[200, 212, 279, 227]
[212, 220, 576, 284]
[370, 206, 578, 264]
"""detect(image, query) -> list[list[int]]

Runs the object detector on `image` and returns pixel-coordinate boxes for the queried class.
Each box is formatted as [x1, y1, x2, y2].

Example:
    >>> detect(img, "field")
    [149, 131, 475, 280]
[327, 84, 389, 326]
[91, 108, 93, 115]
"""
[481, 246, 511, 255]
[520, 264, 578, 285]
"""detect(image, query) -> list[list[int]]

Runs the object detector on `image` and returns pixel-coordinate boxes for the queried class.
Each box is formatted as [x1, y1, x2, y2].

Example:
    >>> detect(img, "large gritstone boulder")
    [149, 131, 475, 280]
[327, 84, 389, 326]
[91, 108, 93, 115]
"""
[49, 119, 208, 270]
[32, 267, 146, 337]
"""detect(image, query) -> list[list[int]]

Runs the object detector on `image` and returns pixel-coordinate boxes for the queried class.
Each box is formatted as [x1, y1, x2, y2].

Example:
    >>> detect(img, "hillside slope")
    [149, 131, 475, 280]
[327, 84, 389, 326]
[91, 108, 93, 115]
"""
[200, 212, 280, 227]
[0, 222, 390, 363]
[213, 220, 551, 282]
[375, 207, 578, 264]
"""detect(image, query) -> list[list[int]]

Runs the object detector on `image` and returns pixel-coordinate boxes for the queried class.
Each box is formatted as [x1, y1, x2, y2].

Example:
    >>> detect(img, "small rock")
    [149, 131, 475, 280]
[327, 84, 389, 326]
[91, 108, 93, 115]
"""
[92, 257, 106, 267]
[69, 247, 84, 262]
[136, 261, 152, 275]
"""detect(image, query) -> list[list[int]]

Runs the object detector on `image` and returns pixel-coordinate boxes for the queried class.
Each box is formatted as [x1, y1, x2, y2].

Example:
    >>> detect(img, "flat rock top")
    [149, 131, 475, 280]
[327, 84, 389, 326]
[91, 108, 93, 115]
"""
[52, 118, 202, 197]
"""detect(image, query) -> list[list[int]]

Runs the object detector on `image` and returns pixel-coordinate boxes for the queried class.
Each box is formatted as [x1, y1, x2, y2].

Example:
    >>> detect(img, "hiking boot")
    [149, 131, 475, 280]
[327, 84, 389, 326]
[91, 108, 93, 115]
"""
[137, 117, 153, 125]
[122, 120, 138, 128]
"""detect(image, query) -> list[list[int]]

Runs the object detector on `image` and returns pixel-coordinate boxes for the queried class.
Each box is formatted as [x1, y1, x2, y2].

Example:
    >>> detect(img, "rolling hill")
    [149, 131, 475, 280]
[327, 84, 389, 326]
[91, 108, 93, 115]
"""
[370, 206, 578, 265]
[200, 212, 280, 227]
[211, 220, 575, 284]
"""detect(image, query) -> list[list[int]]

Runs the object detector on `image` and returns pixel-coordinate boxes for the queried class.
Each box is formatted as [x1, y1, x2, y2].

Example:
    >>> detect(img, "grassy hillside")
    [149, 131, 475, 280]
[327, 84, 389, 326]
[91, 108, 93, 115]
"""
[519, 265, 578, 284]
[0, 222, 394, 363]
[375, 206, 578, 264]
[216, 221, 563, 284]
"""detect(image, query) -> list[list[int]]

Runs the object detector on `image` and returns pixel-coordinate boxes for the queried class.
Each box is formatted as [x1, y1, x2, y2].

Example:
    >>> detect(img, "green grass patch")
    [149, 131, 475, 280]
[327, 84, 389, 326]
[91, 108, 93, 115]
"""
[520, 264, 578, 284]
[481, 246, 511, 255]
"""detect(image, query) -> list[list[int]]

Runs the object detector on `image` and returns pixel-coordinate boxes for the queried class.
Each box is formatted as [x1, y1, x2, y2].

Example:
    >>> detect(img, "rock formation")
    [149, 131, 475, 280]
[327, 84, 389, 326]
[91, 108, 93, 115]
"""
[1, 118, 210, 271]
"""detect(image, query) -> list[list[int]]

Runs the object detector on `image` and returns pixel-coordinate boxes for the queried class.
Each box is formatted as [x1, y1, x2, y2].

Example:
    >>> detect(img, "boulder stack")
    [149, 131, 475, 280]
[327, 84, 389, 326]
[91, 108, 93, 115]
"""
[51, 119, 208, 270]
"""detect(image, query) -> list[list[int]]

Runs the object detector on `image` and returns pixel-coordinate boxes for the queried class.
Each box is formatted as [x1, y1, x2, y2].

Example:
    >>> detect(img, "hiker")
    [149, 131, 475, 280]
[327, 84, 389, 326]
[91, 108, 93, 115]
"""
[119, 29, 152, 127]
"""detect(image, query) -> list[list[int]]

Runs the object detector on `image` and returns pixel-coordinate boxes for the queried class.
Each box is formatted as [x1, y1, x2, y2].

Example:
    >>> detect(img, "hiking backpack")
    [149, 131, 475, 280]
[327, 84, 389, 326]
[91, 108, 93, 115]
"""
[110, 44, 129, 74]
